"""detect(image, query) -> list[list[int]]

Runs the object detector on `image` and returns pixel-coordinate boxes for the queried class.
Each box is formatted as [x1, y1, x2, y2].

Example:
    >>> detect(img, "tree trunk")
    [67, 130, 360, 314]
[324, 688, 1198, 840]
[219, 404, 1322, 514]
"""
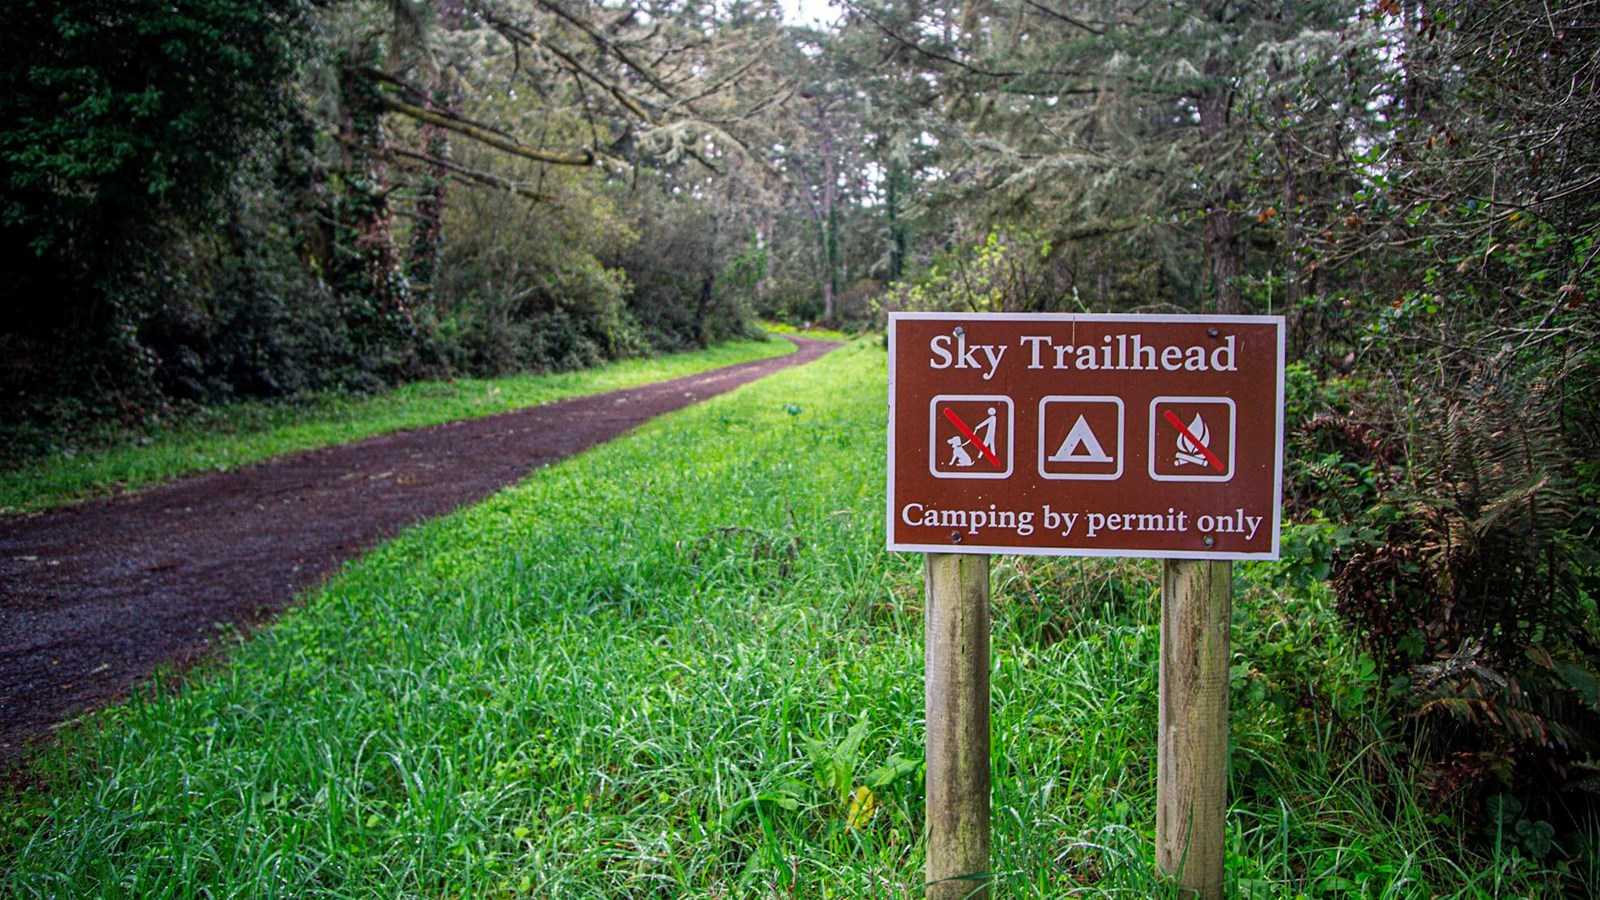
[823, 129, 838, 323]
[1279, 129, 1306, 349]
[406, 84, 453, 304]
[1199, 56, 1242, 315]
[757, 215, 774, 300]
[337, 60, 415, 354]
[694, 271, 715, 348]
[1205, 202, 1242, 315]
[886, 161, 908, 283]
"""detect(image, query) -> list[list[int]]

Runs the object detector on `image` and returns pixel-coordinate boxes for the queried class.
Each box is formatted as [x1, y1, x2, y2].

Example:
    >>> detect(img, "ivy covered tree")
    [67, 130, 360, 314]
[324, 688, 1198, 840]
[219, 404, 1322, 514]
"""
[0, 0, 313, 419]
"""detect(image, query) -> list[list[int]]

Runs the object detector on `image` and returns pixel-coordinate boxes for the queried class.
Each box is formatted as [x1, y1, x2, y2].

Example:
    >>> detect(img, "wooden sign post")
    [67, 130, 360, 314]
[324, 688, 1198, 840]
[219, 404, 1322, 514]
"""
[1158, 559, 1231, 899]
[888, 313, 1283, 900]
[924, 553, 992, 900]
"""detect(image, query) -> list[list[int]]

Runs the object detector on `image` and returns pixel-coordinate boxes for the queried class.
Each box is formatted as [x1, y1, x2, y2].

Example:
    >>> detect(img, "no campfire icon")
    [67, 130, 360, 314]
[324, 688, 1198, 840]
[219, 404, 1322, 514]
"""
[1149, 397, 1236, 482]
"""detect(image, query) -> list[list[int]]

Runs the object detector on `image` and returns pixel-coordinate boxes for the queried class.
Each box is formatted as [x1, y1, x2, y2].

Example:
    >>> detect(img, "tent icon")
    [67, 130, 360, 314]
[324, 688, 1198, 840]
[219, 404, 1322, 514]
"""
[1038, 396, 1123, 480]
[1048, 414, 1115, 463]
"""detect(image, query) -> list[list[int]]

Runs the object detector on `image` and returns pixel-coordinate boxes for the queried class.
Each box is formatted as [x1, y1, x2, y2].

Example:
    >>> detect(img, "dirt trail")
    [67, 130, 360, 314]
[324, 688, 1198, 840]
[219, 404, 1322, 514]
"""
[0, 337, 837, 757]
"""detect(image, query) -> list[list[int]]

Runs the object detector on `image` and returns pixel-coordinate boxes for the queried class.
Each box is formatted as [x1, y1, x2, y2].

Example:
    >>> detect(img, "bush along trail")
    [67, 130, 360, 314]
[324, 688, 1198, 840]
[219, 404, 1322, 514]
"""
[2, 338, 1590, 896]
[0, 336, 834, 756]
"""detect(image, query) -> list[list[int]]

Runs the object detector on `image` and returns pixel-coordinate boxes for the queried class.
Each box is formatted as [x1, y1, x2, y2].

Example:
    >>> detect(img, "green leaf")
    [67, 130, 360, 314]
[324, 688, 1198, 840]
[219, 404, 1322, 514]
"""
[1485, 794, 1522, 828]
[721, 791, 801, 828]
[863, 754, 921, 789]
[836, 711, 870, 771]
[1555, 661, 1599, 711]
[1515, 819, 1555, 860]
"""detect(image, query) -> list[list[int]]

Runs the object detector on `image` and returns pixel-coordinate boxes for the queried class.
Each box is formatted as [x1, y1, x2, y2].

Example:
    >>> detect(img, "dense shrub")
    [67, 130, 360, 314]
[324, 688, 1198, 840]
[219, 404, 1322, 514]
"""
[610, 185, 757, 350]
[755, 278, 827, 326]
[1329, 365, 1600, 833]
[139, 161, 368, 404]
[881, 230, 1072, 314]
[0, 0, 314, 422]
[431, 178, 645, 376]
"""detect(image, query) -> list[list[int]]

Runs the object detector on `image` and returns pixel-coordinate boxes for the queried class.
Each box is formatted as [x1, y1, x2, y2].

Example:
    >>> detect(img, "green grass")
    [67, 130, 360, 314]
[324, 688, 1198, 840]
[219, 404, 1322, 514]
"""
[2, 338, 1592, 897]
[758, 319, 861, 342]
[0, 337, 792, 513]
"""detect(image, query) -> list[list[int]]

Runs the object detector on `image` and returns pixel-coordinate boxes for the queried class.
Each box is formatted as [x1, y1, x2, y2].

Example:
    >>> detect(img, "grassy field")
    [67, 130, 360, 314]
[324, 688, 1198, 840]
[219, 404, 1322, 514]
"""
[0, 337, 792, 514]
[2, 339, 1592, 897]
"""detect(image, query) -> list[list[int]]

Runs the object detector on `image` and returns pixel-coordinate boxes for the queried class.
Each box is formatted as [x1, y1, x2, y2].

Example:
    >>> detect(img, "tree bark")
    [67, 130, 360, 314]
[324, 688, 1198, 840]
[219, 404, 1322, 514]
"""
[822, 124, 838, 323]
[1205, 201, 1242, 315]
[376, 94, 595, 167]
[406, 82, 454, 302]
[338, 62, 415, 349]
[1200, 55, 1242, 315]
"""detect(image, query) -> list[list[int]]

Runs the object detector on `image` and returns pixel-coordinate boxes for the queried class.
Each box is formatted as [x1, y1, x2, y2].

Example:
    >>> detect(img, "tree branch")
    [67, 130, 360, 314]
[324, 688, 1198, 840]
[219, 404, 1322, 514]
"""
[375, 93, 596, 166]
[1018, 0, 1107, 35]
[526, 0, 679, 97]
[334, 130, 557, 202]
[472, 1, 658, 122]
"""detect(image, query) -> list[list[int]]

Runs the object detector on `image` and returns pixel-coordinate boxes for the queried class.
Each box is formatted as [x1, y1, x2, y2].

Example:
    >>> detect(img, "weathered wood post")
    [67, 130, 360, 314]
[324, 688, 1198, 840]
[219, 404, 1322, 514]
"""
[924, 552, 991, 900]
[1157, 558, 1232, 899]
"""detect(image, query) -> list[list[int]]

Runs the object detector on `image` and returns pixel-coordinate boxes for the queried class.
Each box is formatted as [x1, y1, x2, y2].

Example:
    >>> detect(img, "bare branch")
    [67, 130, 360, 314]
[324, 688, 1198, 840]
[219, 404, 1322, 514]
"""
[333, 129, 558, 201]
[472, 3, 657, 122]
[525, 0, 680, 97]
[1018, 0, 1108, 36]
[376, 92, 596, 166]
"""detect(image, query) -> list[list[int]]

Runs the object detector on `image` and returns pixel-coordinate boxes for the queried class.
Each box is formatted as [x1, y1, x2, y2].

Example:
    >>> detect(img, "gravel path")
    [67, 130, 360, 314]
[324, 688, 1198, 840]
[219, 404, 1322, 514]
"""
[0, 337, 838, 757]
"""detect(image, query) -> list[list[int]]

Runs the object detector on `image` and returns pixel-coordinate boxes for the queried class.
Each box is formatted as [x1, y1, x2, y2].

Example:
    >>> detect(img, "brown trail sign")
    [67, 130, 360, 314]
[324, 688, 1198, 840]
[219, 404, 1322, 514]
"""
[888, 312, 1285, 900]
[889, 313, 1284, 559]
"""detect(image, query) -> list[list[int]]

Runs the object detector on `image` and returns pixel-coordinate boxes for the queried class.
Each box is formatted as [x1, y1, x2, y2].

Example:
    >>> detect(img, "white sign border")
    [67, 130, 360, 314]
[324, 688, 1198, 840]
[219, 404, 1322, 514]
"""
[886, 311, 1286, 561]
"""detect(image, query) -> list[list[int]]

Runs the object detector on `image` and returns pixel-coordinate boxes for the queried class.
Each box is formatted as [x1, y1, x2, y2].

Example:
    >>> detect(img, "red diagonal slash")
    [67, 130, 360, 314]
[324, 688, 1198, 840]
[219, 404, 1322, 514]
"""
[942, 407, 1004, 468]
[1163, 409, 1226, 473]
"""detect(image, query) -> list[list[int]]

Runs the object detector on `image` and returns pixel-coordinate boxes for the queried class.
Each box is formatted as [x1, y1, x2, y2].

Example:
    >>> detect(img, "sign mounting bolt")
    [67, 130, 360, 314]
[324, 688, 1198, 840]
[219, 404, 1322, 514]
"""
[1202, 535, 1216, 547]
[953, 326, 965, 337]
[1208, 328, 1220, 338]
[950, 531, 963, 543]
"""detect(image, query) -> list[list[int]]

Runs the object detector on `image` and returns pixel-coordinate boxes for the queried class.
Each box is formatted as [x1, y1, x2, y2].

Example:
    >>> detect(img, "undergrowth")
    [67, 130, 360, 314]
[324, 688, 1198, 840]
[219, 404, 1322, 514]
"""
[1, 338, 1591, 896]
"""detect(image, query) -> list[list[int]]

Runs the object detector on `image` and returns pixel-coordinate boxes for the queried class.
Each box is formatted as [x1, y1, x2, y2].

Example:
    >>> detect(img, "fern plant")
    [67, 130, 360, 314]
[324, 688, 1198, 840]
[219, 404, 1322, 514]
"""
[1332, 367, 1600, 820]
